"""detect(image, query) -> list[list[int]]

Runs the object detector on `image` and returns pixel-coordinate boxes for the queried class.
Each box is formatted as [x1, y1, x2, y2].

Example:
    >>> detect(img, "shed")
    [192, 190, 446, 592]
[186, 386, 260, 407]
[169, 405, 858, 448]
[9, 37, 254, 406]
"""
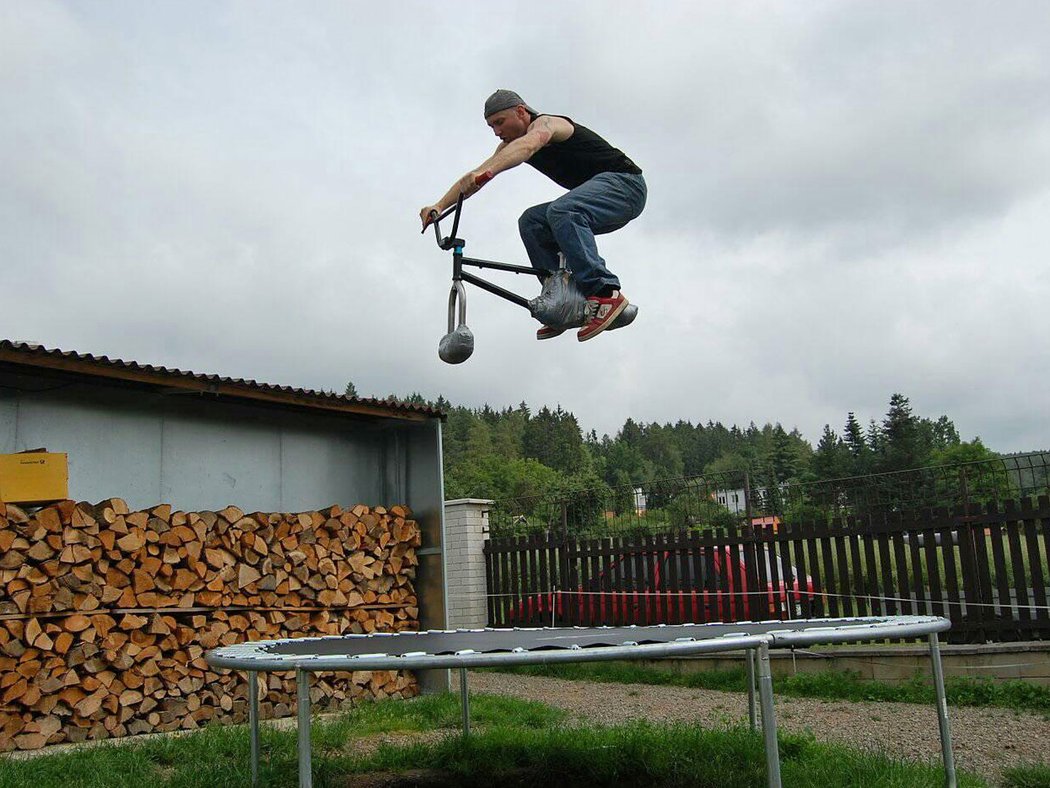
[0, 339, 449, 660]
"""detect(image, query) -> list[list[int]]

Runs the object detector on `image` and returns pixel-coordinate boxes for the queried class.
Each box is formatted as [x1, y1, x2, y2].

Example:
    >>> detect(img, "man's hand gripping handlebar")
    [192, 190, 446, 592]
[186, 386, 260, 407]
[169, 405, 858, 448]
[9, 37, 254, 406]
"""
[420, 170, 493, 233]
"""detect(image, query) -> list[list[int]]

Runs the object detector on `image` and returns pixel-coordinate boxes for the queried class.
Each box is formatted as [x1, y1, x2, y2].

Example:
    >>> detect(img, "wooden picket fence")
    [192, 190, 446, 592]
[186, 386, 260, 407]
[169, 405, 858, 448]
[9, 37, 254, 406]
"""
[483, 496, 1050, 643]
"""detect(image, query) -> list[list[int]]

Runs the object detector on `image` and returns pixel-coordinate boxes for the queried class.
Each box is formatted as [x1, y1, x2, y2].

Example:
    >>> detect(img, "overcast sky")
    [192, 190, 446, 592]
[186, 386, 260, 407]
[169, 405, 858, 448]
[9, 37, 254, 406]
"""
[3, 1, 1049, 452]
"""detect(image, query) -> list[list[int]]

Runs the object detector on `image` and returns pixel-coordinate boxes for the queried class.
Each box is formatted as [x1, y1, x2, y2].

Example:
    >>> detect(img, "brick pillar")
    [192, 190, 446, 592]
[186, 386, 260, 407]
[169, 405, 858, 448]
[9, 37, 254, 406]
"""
[443, 498, 493, 629]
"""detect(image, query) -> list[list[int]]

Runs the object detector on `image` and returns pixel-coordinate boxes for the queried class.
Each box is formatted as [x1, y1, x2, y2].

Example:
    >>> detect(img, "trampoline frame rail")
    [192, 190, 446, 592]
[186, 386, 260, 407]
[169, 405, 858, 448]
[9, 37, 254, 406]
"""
[205, 616, 956, 788]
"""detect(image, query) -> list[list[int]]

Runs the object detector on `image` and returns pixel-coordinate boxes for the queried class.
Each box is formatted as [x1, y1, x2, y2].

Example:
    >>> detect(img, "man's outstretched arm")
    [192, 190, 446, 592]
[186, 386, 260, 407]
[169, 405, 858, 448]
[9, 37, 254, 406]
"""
[419, 116, 571, 228]
[483, 115, 570, 176]
[419, 143, 507, 228]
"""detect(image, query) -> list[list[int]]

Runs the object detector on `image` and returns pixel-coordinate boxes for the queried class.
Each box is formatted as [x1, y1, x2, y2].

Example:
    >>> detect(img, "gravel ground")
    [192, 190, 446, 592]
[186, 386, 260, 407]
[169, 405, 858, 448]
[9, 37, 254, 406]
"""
[467, 670, 1050, 786]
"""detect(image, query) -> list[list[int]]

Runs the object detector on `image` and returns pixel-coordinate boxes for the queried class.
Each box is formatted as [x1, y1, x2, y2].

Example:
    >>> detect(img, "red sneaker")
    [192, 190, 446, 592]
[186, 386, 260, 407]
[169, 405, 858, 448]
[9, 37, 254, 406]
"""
[577, 291, 629, 342]
[536, 325, 566, 340]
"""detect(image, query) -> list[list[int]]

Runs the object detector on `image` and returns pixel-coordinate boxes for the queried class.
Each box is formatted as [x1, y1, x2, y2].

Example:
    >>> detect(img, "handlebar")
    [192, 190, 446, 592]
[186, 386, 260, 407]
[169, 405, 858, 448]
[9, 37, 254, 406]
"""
[426, 194, 463, 249]
[422, 171, 493, 249]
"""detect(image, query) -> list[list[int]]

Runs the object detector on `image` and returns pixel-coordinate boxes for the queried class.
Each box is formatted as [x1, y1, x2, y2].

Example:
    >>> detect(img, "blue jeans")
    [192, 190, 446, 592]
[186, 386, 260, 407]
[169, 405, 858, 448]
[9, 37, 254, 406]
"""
[518, 172, 647, 297]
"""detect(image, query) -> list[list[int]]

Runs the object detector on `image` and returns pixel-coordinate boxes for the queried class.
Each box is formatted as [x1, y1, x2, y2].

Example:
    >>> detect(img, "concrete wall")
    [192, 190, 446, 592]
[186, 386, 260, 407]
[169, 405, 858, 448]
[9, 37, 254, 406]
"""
[643, 641, 1050, 685]
[444, 499, 492, 630]
[0, 384, 399, 512]
[401, 421, 447, 629]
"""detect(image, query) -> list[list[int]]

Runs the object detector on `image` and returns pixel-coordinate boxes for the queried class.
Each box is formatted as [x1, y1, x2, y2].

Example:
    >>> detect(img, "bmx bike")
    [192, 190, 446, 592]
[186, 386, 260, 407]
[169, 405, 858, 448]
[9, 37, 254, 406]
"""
[424, 177, 637, 364]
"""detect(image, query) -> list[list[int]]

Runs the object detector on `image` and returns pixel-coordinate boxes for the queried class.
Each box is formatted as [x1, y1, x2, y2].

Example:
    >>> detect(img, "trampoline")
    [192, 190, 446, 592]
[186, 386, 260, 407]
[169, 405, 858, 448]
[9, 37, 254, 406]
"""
[205, 615, 956, 788]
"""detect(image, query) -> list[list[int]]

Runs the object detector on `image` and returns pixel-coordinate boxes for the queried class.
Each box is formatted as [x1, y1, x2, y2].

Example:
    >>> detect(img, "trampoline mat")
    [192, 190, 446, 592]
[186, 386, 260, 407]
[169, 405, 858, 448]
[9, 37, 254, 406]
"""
[255, 617, 919, 659]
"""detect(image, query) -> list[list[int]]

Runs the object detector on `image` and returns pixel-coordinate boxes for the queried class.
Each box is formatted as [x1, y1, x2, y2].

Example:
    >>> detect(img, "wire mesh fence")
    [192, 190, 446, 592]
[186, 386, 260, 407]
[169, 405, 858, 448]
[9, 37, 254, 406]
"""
[488, 452, 1050, 540]
[484, 495, 1050, 643]
[790, 453, 1050, 519]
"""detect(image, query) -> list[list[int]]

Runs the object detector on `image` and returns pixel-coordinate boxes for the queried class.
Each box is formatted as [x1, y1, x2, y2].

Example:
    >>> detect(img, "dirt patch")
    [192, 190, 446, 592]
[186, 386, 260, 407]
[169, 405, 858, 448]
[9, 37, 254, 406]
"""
[334, 729, 450, 759]
[466, 670, 1050, 786]
[338, 767, 553, 787]
[338, 769, 454, 788]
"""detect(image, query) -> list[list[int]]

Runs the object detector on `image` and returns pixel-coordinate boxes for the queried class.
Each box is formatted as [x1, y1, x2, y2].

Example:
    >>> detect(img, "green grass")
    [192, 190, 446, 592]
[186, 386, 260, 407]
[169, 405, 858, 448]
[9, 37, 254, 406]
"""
[314, 688, 565, 738]
[0, 693, 561, 788]
[484, 661, 1050, 714]
[0, 692, 986, 788]
[348, 723, 980, 787]
[1002, 762, 1050, 787]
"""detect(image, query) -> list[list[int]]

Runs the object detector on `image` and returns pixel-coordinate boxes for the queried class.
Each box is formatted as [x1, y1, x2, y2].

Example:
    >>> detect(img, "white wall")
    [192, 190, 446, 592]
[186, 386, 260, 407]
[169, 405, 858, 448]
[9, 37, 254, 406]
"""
[443, 499, 492, 629]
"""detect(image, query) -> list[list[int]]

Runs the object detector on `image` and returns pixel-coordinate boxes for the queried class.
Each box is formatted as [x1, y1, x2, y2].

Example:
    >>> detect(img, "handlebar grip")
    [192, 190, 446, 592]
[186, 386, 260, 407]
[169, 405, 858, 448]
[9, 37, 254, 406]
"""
[420, 209, 439, 234]
[423, 192, 465, 247]
[474, 170, 494, 187]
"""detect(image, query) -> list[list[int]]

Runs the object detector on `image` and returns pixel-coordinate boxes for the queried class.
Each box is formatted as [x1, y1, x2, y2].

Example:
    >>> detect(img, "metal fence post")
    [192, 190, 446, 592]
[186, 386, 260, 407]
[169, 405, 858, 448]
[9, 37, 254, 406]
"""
[459, 668, 471, 735]
[928, 633, 957, 788]
[248, 671, 259, 788]
[746, 648, 757, 731]
[296, 669, 312, 788]
[756, 641, 782, 788]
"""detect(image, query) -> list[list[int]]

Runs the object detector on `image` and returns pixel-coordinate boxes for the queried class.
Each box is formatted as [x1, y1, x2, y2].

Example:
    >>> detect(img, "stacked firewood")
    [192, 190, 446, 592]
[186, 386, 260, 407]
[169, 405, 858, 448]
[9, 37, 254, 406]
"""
[0, 499, 421, 751]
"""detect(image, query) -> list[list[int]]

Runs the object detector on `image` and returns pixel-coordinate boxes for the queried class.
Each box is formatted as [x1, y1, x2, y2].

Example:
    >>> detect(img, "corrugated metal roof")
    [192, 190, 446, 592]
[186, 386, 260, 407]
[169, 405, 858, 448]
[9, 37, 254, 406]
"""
[0, 339, 444, 422]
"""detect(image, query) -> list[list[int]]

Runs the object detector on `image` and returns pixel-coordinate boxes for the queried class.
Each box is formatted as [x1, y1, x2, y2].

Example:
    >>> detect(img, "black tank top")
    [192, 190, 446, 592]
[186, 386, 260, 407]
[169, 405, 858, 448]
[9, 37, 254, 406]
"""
[526, 114, 642, 190]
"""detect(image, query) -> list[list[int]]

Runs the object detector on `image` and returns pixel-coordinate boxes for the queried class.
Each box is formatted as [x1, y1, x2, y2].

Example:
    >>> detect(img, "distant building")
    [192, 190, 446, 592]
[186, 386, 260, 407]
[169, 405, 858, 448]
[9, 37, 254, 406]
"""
[713, 483, 790, 516]
[715, 488, 746, 514]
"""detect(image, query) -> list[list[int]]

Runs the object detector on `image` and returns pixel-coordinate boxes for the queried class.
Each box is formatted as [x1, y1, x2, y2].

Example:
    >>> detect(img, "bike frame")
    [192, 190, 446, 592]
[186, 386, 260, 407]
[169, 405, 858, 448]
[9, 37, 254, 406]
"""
[426, 192, 536, 310]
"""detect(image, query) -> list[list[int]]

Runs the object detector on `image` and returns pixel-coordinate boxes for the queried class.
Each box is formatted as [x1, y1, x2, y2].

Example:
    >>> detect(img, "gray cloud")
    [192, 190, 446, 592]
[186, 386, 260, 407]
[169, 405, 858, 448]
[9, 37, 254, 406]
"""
[2, 1, 1049, 455]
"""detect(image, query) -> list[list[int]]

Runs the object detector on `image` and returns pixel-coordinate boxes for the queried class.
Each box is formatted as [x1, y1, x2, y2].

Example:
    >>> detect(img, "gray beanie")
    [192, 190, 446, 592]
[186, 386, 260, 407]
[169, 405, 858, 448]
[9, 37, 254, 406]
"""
[484, 89, 536, 118]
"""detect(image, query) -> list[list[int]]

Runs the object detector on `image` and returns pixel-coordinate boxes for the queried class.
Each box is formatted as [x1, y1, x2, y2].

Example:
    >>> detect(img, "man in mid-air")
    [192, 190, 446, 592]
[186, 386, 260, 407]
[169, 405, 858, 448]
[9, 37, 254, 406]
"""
[420, 89, 646, 342]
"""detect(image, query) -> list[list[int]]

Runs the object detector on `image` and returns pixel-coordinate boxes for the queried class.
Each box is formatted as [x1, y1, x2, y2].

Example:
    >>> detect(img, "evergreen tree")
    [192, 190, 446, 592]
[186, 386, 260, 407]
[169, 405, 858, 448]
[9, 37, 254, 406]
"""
[522, 406, 587, 474]
[842, 412, 871, 475]
[878, 393, 923, 472]
[704, 451, 749, 477]
[931, 415, 960, 448]
[603, 439, 653, 487]
[609, 468, 636, 515]
[383, 391, 434, 407]
[843, 413, 865, 456]
[866, 419, 882, 458]
[703, 421, 735, 463]
[464, 418, 495, 465]
[672, 420, 708, 476]
[490, 404, 527, 460]
[638, 423, 685, 480]
[767, 423, 800, 483]
[428, 390, 995, 523]
[619, 417, 644, 447]
[813, 425, 846, 479]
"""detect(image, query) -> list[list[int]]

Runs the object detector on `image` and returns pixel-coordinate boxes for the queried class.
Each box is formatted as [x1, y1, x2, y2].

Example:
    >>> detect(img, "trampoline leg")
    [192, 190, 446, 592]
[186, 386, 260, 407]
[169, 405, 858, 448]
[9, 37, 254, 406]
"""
[459, 668, 471, 735]
[297, 669, 313, 788]
[928, 633, 957, 788]
[746, 649, 757, 732]
[756, 643, 782, 788]
[248, 671, 259, 788]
